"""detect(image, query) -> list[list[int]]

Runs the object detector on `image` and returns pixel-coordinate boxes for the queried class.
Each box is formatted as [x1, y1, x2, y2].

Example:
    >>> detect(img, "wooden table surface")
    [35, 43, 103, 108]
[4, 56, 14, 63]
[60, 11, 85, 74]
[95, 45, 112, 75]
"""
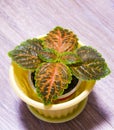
[0, 0, 114, 130]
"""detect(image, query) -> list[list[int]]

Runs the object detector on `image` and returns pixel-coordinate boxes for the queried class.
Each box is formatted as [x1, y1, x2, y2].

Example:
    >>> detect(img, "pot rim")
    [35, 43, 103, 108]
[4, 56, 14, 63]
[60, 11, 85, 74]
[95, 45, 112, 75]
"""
[28, 71, 82, 100]
[9, 64, 95, 110]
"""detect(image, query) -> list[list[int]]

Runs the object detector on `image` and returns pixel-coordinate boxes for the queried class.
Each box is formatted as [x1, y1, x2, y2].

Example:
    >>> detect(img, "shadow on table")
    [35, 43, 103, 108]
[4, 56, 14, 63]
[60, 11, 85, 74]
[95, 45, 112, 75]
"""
[19, 91, 109, 130]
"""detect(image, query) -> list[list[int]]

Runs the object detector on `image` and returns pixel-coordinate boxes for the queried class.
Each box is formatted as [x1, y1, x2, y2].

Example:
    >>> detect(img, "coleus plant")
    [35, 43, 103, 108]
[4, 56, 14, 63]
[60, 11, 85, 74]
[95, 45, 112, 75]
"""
[8, 27, 110, 105]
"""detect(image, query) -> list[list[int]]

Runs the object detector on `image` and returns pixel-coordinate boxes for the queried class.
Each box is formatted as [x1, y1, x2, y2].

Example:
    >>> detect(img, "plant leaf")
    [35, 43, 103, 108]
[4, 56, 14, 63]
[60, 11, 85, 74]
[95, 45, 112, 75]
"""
[60, 52, 82, 65]
[44, 26, 78, 53]
[71, 46, 110, 80]
[76, 46, 103, 62]
[8, 39, 43, 70]
[35, 63, 72, 105]
[38, 48, 58, 62]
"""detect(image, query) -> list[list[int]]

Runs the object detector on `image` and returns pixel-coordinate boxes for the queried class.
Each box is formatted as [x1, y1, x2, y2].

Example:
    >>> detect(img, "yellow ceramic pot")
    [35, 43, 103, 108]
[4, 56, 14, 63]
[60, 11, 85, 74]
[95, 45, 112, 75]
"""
[9, 61, 95, 123]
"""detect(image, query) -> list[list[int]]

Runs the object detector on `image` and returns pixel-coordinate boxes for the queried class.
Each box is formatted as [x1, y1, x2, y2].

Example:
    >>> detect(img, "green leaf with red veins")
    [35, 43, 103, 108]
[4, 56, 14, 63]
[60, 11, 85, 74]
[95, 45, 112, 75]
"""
[60, 52, 82, 65]
[35, 62, 72, 105]
[38, 48, 58, 62]
[44, 27, 78, 53]
[70, 46, 111, 80]
[8, 39, 43, 70]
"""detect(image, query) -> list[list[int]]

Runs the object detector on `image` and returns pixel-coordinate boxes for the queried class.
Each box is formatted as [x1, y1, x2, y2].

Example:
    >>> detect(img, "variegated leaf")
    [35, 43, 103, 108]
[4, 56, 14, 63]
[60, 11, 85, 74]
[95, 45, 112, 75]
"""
[35, 63, 72, 105]
[60, 52, 82, 65]
[71, 46, 110, 80]
[76, 46, 102, 62]
[8, 39, 43, 70]
[44, 27, 78, 53]
[38, 49, 58, 62]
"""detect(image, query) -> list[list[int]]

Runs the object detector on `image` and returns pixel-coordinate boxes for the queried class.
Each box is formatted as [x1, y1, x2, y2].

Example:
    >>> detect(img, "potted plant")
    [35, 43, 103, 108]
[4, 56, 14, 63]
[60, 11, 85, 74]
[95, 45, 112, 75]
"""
[8, 27, 110, 123]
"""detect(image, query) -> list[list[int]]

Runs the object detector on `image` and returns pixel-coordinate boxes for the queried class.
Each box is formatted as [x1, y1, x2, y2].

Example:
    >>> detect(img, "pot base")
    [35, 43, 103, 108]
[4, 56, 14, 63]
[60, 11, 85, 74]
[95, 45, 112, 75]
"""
[27, 97, 88, 123]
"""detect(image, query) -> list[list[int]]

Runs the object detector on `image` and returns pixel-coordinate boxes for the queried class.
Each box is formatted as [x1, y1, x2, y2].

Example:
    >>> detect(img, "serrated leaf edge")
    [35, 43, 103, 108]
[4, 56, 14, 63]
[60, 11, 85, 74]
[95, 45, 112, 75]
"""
[34, 62, 72, 105]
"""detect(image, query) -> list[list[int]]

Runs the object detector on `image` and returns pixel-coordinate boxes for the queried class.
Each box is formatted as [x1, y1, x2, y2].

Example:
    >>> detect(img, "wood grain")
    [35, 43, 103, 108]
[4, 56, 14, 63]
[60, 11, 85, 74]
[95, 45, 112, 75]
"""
[0, 0, 114, 130]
